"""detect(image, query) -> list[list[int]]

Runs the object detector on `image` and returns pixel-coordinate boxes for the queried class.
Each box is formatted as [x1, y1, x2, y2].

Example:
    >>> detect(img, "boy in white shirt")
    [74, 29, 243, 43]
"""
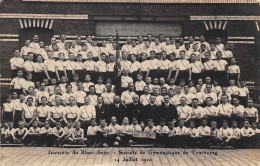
[10, 49, 24, 78]
[240, 120, 255, 148]
[10, 70, 26, 95]
[238, 80, 249, 107]
[129, 54, 141, 82]
[95, 76, 105, 96]
[96, 119, 109, 147]
[155, 118, 169, 147]
[121, 68, 133, 90]
[175, 120, 188, 148]
[218, 120, 232, 146]
[135, 73, 146, 96]
[83, 74, 94, 94]
[72, 121, 87, 145]
[245, 99, 259, 124]
[96, 53, 107, 80]
[187, 120, 198, 148]
[87, 118, 98, 147]
[143, 119, 157, 144]
[107, 116, 121, 147]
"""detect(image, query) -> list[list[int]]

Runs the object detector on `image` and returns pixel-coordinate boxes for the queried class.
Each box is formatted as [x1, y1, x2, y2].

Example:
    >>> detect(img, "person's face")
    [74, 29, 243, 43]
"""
[114, 97, 120, 104]
[222, 122, 228, 128]
[148, 122, 153, 127]
[84, 97, 90, 104]
[42, 98, 47, 105]
[205, 77, 211, 83]
[28, 54, 34, 61]
[76, 37, 82, 44]
[92, 41, 97, 46]
[153, 78, 158, 85]
[102, 40, 107, 47]
[206, 98, 212, 105]
[211, 123, 216, 129]
[37, 56, 42, 62]
[25, 40, 30, 46]
[247, 100, 253, 107]
[190, 55, 196, 62]
[108, 36, 113, 42]
[126, 37, 132, 44]
[244, 121, 249, 128]
[111, 117, 117, 124]
[161, 89, 167, 95]
[232, 122, 237, 127]
[159, 35, 164, 42]
[143, 87, 149, 94]
[159, 78, 165, 85]
[180, 98, 186, 105]
[200, 36, 205, 41]
[171, 38, 175, 44]
[45, 122, 50, 128]
[27, 99, 33, 105]
[150, 96, 156, 103]
[192, 100, 198, 107]
[221, 96, 227, 103]
[40, 83, 46, 90]
[123, 118, 129, 125]
[59, 53, 64, 60]
[51, 79, 57, 85]
[165, 38, 171, 44]
[161, 52, 167, 59]
[51, 38, 56, 44]
[141, 54, 147, 61]
[210, 45, 215, 51]
[164, 96, 169, 103]
[69, 97, 75, 104]
[146, 78, 151, 84]
[184, 86, 189, 93]
[129, 84, 134, 91]
[193, 45, 198, 50]
[87, 52, 93, 60]
[189, 36, 194, 43]
[206, 85, 212, 92]
[8, 122, 14, 129]
[33, 35, 39, 42]
[98, 78, 103, 84]
[179, 121, 184, 127]
[155, 38, 159, 44]
[39, 41, 44, 48]
[133, 119, 138, 125]
[216, 38, 221, 44]
[216, 52, 222, 59]
[137, 75, 142, 81]
[168, 90, 174, 96]
[252, 123, 257, 129]
[89, 87, 95, 94]
[160, 121, 165, 126]
[147, 35, 152, 41]
[195, 85, 201, 92]
[112, 43, 116, 49]
[132, 40, 137, 47]
[201, 120, 207, 126]
[26, 74, 32, 80]
[101, 55, 106, 61]
[179, 37, 184, 43]
[131, 55, 136, 61]
[180, 52, 185, 59]
[85, 76, 91, 82]
[97, 97, 103, 104]
[12, 92, 18, 99]
[201, 45, 206, 51]
[19, 123, 24, 128]
[7, 97, 12, 103]
[87, 36, 92, 42]
[138, 36, 143, 43]
[54, 87, 61, 94]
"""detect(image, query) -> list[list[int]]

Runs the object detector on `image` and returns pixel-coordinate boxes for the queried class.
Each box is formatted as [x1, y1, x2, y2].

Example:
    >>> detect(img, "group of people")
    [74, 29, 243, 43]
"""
[1, 33, 259, 148]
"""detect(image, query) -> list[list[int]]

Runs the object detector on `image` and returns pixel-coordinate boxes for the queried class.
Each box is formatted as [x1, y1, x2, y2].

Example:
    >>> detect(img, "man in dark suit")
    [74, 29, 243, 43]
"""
[95, 96, 107, 125]
[142, 95, 160, 125]
[108, 95, 127, 124]
[127, 94, 142, 123]
[161, 94, 178, 123]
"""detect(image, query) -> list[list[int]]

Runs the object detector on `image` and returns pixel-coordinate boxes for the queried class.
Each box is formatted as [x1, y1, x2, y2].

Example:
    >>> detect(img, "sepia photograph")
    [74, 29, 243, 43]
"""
[0, 0, 260, 165]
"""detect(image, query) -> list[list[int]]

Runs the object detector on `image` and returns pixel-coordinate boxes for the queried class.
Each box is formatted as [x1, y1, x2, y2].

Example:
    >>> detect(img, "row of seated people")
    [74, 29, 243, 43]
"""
[2, 85, 258, 130]
[20, 34, 231, 62]
[10, 48, 239, 87]
[1, 117, 259, 148]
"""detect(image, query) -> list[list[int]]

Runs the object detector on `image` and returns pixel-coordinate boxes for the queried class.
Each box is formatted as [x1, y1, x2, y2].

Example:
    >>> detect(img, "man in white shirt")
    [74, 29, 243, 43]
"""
[10, 49, 24, 78]
[121, 36, 132, 54]
[29, 34, 40, 54]
[175, 50, 191, 84]
[121, 83, 137, 106]
[79, 96, 96, 131]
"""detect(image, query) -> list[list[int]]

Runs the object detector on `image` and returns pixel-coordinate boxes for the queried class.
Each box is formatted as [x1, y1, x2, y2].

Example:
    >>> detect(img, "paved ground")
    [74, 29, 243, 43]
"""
[0, 147, 260, 166]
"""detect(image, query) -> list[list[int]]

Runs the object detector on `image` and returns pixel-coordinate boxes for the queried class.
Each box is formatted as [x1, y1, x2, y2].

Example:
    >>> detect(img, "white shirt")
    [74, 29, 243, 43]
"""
[79, 105, 96, 120]
[84, 60, 96, 71]
[37, 105, 50, 118]
[87, 126, 98, 136]
[36, 90, 49, 103]
[96, 60, 106, 72]
[121, 90, 136, 104]
[121, 76, 133, 88]
[156, 125, 169, 134]
[65, 105, 81, 119]
[203, 60, 216, 70]
[218, 103, 234, 117]
[24, 60, 34, 72]
[135, 81, 146, 91]
[223, 50, 233, 59]
[214, 59, 228, 71]
[10, 57, 24, 70]
[88, 94, 98, 106]
[233, 105, 245, 118]
[238, 87, 249, 97]
[227, 86, 239, 95]
[121, 60, 132, 71]
[176, 59, 190, 71]
[11, 77, 26, 89]
[218, 127, 232, 137]
[95, 84, 105, 94]
[175, 126, 188, 135]
[148, 59, 159, 70]
[177, 105, 192, 119]
[140, 60, 149, 72]
[228, 65, 240, 74]
[83, 82, 94, 92]
[23, 105, 36, 119]
[65, 60, 76, 71]
[159, 59, 171, 70]
[140, 94, 151, 106]
[121, 44, 132, 54]
[191, 61, 204, 73]
[101, 92, 115, 104]
[130, 61, 141, 73]
[44, 59, 56, 72]
[73, 90, 86, 104]
[245, 107, 258, 118]
[55, 60, 66, 71]
[33, 62, 45, 72]
[197, 126, 210, 136]
[203, 105, 219, 117]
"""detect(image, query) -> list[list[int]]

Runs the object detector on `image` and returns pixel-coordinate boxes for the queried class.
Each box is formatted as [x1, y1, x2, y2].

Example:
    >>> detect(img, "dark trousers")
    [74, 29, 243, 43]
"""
[33, 72, 44, 82]
[75, 70, 85, 82]
[214, 71, 226, 86]
[192, 73, 202, 83]
[158, 70, 169, 80]
[177, 70, 189, 84]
